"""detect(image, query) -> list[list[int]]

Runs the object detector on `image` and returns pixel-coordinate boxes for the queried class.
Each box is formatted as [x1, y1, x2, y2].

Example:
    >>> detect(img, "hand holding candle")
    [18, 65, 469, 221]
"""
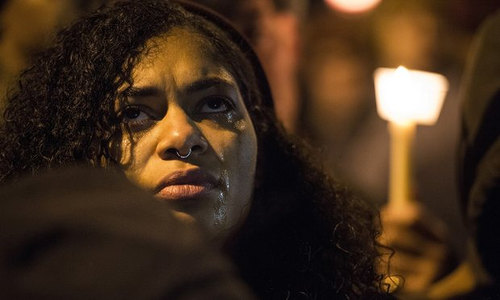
[374, 66, 448, 207]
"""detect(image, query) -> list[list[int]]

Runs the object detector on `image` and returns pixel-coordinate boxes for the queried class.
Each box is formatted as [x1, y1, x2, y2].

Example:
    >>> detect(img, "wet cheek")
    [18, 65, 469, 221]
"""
[208, 127, 256, 239]
[236, 130, 258, 184]
[208, 118, 256, 169]
[234, 119, 247, 132]
[209, 115, 242, 162]
[213, 169, 229, 229]
[211, 121, 256, 166]
[231, 127, 257, 224]
[219, 122, 258, 195]
[235, 118, 258, 168]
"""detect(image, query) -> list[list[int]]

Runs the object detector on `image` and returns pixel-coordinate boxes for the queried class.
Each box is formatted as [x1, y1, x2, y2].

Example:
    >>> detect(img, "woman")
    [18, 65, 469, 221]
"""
[0, 1, 389, 298]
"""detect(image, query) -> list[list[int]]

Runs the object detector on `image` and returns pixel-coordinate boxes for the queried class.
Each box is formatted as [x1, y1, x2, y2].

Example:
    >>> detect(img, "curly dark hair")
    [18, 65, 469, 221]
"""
[0, 0, 389, 298]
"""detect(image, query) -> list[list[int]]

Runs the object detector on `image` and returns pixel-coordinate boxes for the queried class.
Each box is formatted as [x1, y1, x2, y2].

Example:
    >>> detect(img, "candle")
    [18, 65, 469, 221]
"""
[325, 0, 382, 13]
[374, 66, 448, 207]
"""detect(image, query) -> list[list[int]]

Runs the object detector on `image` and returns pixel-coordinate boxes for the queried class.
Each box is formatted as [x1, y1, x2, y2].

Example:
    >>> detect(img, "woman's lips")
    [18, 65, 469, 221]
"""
[153, 169, 217, 202]
[155, 183, 213, 200]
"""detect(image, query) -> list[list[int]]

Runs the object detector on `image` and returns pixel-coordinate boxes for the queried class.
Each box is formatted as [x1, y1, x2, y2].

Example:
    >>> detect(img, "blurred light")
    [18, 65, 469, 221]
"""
[325, 0, 382, 14]
[374, 66, 448, 125]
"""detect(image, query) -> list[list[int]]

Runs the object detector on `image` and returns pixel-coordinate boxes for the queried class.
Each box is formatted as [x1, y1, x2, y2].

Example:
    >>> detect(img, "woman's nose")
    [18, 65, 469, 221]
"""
[156, 107, 208, 160]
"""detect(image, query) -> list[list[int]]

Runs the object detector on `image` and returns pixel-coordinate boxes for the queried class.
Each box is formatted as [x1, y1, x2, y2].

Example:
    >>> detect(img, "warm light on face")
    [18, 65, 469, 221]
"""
[374, 66, 448, 125]
[325, 0, 382, 13]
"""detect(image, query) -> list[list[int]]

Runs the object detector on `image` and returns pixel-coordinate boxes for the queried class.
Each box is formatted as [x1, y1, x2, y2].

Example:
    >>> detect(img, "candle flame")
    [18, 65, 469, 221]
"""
[325, 0, 382, 14]
[374, 66, 448, 125]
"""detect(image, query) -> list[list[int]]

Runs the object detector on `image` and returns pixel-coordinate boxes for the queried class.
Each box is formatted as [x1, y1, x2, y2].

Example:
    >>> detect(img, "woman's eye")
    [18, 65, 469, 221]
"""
[199, 97, 232, 113]
[121, 106, 150, 123]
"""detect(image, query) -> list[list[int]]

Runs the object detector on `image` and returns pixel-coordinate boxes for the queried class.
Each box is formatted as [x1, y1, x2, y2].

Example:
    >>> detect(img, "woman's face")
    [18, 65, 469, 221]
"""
[116, 28, 258, 243]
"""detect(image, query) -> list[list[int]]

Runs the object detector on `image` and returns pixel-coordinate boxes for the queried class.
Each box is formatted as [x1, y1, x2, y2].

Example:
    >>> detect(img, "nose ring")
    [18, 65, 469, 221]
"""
[175, 148, 192, 159]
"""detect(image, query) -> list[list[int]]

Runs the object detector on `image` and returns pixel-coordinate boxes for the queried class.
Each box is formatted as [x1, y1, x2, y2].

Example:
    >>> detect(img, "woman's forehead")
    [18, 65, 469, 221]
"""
[135, 28, 230, 74]
[140, 27, 222, 62]
[127, 27, 241, 97]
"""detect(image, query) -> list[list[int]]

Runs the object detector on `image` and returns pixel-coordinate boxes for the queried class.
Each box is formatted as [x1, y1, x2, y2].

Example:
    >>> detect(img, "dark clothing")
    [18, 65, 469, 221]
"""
[0, 167, 255, 299]
[451, 284, 500, 300]
[459, 9, 500, 282]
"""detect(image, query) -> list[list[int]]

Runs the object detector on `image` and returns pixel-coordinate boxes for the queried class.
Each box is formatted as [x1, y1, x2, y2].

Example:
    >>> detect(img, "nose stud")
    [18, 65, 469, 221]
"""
[175, 148, 192, 159]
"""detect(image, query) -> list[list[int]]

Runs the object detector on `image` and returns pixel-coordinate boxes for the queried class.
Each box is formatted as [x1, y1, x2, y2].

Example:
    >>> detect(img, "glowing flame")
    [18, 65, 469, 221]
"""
[374, 66, 448, 125]
[325, 0, 382, 13]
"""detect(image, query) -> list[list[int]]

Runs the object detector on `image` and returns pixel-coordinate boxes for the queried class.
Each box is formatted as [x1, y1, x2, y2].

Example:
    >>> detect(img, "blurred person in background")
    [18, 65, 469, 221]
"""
[427, 9, 500, 299]
[0, 0, 111, 111]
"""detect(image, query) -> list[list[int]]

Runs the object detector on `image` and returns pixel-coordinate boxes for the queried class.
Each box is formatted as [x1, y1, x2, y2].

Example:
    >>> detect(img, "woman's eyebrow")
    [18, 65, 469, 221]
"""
[184, 77, 235, 94]
[123, 78, 236, 100]
[124, 86, 163, 98]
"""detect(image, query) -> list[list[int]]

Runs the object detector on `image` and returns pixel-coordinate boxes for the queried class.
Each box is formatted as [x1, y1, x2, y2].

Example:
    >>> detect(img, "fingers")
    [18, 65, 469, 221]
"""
[378, 202, 452, 293]
[381, 202, 447, 244]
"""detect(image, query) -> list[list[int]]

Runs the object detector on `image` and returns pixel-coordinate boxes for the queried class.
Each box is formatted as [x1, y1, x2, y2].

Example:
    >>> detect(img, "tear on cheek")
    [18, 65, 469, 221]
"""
[214, 187, 228, 228]
[234, 119, 246, 132]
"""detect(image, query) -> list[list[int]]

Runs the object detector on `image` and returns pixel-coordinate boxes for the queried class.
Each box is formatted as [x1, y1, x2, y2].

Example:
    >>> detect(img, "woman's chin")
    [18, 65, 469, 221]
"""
[172, 210, 196, 224]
